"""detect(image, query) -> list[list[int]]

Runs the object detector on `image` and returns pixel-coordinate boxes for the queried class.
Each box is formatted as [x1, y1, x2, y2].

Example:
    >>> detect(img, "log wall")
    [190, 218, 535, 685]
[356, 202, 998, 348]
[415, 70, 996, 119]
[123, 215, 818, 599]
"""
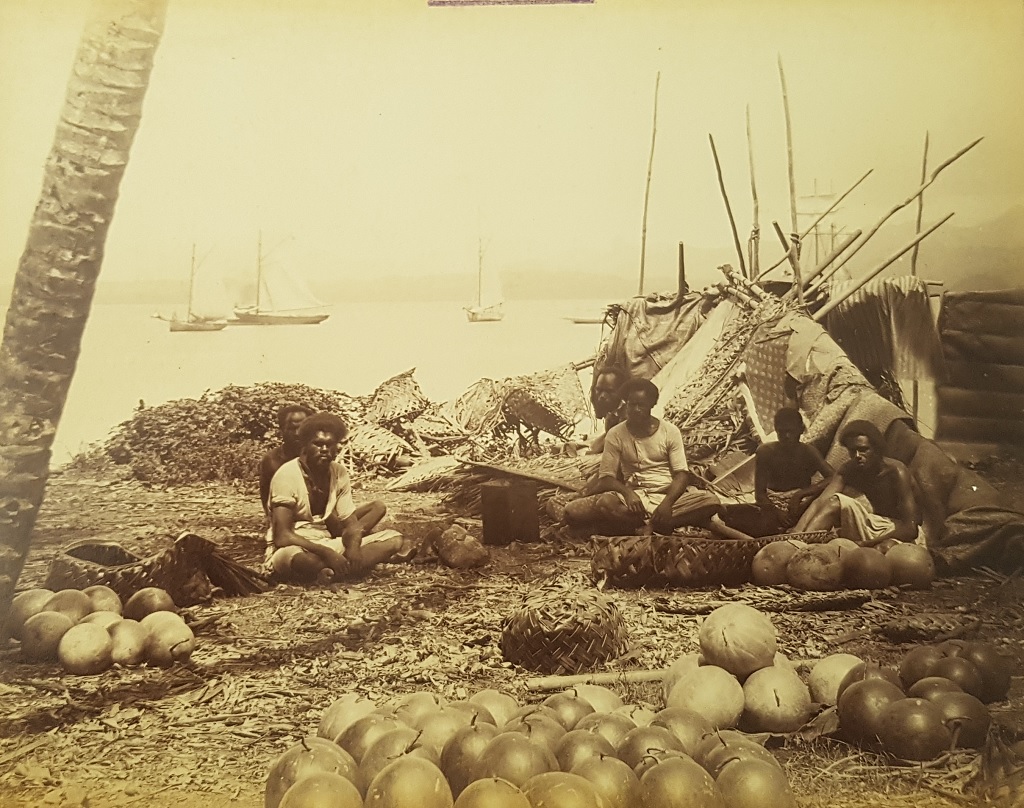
[935, 288, 1024, 445]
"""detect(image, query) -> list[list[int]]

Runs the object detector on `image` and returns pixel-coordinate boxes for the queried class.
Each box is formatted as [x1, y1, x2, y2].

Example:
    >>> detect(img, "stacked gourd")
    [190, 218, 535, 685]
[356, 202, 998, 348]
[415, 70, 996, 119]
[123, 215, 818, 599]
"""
[4, 585, 194, 673]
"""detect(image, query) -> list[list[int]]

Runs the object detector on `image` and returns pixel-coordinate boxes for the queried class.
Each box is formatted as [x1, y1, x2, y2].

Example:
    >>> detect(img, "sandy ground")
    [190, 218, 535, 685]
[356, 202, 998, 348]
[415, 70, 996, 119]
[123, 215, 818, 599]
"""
[1, 450, 1022, 808]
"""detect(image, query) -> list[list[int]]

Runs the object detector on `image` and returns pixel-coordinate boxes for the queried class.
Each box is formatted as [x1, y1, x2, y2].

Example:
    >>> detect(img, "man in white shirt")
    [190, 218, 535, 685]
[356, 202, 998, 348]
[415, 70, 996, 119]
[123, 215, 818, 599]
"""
[265, 412, 408, 582]
[563, 379, 743, 537]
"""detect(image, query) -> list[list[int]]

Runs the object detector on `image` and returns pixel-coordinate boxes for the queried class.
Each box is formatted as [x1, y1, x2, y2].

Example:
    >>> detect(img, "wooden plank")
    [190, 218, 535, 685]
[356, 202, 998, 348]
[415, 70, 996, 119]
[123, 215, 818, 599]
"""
[939, 300, 1024, 336]
[454, 456, 584, 492]
[942, 288, 1024, 307]
[941, 329, 1024, 366]
[944, 360, 1024, 393]
[937, 386, 1024, 420]
[935, 414, 1024, 445]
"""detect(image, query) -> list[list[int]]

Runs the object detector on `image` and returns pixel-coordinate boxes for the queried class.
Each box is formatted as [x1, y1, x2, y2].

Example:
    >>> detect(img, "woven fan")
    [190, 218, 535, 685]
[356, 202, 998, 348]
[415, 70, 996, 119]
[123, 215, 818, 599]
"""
[364, 368, 429, 425]
[500, 585, 629, 674]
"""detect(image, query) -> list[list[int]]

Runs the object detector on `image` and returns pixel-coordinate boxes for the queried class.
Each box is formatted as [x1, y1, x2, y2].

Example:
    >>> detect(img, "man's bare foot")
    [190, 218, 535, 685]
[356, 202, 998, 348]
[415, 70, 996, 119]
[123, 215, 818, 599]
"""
[392, 536, 419, 563]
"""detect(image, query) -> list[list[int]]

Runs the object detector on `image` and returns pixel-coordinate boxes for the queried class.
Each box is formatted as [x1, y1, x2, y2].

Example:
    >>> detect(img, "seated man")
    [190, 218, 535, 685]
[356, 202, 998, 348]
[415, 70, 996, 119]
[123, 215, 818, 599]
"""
[587, 364, 628, 455]
[753, 407, 834, 533]
[793, 419, 920, 545]
[259, 404, 314, 512]
[265, 411, 408, 583]
[563, 378, 749, 538]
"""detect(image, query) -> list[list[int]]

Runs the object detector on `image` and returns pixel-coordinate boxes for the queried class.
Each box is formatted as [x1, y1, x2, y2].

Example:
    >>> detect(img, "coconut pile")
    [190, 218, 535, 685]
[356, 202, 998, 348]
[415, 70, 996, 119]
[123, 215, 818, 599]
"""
[3, 471, 1024, 808]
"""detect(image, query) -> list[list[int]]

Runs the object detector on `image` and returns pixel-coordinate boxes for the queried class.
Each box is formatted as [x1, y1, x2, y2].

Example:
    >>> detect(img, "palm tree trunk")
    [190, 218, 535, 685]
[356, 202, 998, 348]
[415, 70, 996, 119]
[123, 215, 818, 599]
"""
[0, 0, 168, 625]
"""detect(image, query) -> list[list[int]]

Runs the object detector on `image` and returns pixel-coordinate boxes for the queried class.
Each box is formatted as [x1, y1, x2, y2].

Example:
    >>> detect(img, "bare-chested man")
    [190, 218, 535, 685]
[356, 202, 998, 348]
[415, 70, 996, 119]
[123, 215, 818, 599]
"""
[754, 407, 833, 532]
[794, 419, 920, 545]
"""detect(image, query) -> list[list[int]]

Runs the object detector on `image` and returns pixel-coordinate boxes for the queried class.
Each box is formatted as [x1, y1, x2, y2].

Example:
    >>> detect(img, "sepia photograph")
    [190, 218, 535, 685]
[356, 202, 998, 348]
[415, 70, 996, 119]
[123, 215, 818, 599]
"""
[0, 1, 1022, 806]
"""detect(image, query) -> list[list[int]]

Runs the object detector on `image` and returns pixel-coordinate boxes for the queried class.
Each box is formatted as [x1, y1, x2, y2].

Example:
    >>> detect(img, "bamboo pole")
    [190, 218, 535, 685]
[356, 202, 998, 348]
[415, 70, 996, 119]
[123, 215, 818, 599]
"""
[911, 132, 930, 276]
[638, 72, 661, 296]
[709, 134, 748, 279]
[778, 56, 799, 257]
[526, 668, 670, 692]
[910, 131, 929, 425]
[746, 104, 759, 279]
[772, 221, 804, 305]
[812, 213, 954, 322]
[755, 169, 873, 280]
[817, 137, 982, 286]
[801, 229, 861, 288]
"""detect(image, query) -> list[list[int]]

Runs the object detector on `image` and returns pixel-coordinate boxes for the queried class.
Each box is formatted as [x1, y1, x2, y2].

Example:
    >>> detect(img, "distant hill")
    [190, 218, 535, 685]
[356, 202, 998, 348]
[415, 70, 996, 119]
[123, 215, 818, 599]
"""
[1, 208, 1019, 308]
[847, 204, 1024, 292]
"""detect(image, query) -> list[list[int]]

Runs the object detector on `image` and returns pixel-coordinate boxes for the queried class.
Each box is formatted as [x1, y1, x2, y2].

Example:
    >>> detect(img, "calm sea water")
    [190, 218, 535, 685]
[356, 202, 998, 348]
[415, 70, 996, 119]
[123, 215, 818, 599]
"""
[32, 299, 613, 464]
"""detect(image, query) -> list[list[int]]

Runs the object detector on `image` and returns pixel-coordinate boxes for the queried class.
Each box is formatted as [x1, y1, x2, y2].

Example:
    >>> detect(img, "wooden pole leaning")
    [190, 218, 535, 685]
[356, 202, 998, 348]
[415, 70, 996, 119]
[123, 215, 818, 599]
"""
[801, 229, 862, 289]
[910, 131, 930, 425]
[772, 221, 804, 305]
[638, 72, 661, 296]
[746, 104, 760, 279]
[709, 133, 748, 279]
[755, 169, 873, 281]
[821, 137, 982, 284]
[778, 56, 799, 254]
[911, 131, 930, 277]
[812, 213, 955, 322]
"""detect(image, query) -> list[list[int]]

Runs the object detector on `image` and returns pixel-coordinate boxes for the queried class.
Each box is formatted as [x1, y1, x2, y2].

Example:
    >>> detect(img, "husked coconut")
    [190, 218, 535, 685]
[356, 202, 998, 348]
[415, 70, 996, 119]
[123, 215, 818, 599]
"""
[42, 589, 93, 624]
[3, 588, 54, 640]
[666, 665, 745, 729]
[79, 611, 122, 631]
[786, 545, 844, 591]
[751, 541, 800, 586]
[699, 603, 778, 678]
[318, 693, 379, 741]
[742, 665, 813, 733]
[123, 587, 177, 621]
[21, 612, 75, 662]
[82, 585, 123, 615]
[661, 653, 702, 702]
[809, 654, 865, 706]
[144, 613, 195, 667]
[58, 623, 114, 675]
[109, 619, 149, 667]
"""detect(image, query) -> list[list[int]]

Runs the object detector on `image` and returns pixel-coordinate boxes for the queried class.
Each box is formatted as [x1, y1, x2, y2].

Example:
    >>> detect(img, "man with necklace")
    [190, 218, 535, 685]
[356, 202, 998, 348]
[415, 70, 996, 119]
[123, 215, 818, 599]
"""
[265, 411, 409, 582]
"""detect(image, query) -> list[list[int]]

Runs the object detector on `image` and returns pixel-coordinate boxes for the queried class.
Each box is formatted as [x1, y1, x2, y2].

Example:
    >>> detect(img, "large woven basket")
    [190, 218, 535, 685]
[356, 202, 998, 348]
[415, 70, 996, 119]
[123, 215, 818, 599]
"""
[364, 368, 430, 425]
[500, 585, 629, 674]
[44, 533, 267, 606]
[591, 530, 831, 589]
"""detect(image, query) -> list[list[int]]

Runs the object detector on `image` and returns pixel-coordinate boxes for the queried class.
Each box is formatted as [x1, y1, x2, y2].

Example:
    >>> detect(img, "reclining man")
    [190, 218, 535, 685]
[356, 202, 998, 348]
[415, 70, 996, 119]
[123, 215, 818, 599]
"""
[563, 378, 750, 538]
[793, 419, 921, 545]
[265, 411, 410, 583]
[259, 404, 314, 512]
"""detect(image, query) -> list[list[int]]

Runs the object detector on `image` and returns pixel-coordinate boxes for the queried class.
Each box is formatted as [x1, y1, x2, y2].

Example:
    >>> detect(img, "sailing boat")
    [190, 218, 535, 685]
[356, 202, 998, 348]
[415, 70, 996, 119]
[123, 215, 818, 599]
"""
[230, 233, 330, 326]
[157, 245, 228, 332]
[463, 238, 504, 323]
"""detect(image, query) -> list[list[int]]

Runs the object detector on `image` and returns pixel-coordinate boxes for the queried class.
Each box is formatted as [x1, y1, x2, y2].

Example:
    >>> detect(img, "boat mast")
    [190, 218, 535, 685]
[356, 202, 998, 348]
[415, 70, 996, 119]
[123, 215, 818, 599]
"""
[477, 237, 483, 307]
[186, 243, 197, 321]
[256, 230, 263, 312]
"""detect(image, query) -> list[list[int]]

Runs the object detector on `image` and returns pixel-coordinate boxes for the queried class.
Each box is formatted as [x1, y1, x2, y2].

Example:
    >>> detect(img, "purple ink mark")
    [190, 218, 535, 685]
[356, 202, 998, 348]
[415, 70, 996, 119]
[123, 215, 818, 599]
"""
[429, 0, 592, 6]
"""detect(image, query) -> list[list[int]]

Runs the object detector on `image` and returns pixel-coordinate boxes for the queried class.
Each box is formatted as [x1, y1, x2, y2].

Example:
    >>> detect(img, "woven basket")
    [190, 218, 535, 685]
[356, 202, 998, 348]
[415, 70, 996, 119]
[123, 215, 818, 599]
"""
[364, 368, 429, 425]
[500, 585, 629, 674]
[592, 530, 831, 589]
[44, 533, 267, 606]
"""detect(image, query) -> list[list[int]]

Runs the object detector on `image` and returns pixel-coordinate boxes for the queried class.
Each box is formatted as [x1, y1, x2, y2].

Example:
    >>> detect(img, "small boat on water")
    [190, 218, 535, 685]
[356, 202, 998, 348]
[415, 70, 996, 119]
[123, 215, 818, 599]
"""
[564, 315, 606, 325]
[230, 233, 330, 326]
[464, 238, 504, 323]
[155, 245, 228, 332]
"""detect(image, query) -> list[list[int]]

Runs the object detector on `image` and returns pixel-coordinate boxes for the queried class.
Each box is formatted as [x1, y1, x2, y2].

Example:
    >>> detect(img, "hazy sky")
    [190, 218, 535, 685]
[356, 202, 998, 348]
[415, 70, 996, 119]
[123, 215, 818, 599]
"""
[0, 0, 1021, 294]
